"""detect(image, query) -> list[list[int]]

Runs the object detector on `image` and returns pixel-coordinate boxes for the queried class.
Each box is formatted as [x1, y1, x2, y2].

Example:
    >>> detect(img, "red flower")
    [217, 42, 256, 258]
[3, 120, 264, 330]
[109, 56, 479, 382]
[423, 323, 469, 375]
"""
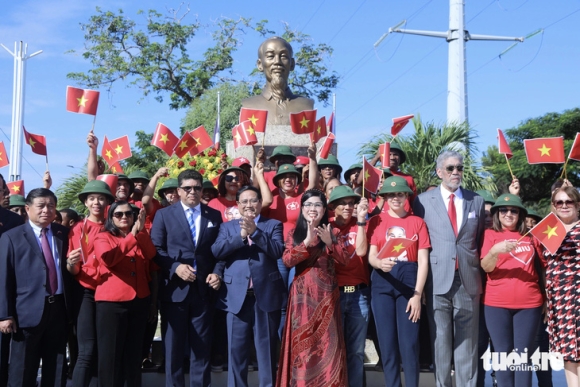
[221, 153, 227, 159]
[217, 169, 223, 174]
[177, 160, 184, 168]
[199, 151, 206, 157]
[207, 149, 217, 157]
[189, 160, 197, 167]
[199, 168, 206, 175]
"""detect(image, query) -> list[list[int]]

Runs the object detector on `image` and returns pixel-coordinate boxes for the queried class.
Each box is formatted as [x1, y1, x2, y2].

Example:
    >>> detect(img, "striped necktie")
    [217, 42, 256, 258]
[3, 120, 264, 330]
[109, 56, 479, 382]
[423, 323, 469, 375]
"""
[187, 208, 197, 247]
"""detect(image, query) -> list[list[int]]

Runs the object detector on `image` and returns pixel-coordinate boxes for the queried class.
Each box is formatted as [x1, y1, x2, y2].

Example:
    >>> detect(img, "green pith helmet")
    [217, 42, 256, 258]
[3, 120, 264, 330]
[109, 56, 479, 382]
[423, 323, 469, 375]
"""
[344, 163, 363, 182]
[8, 194, 25, 207]
[202, 180, 219, 191]
[269, 145, 296, 163]
[128, 170, 150, 183]
[383, 168, 393, 178]
[77, 180, 115, 204]
[318, 154, 343, 177]
[491, 194, 527, 217]
[389, 143, 407, 164]
[378, 176, 413, 195]
[115, 173, 134, 196]
[476, 190, 496, 205]
[274, 164, 303, 185]
[157, 178, 178, 198]
[526, 208, 543, 222]
[328, 185, 361, 206]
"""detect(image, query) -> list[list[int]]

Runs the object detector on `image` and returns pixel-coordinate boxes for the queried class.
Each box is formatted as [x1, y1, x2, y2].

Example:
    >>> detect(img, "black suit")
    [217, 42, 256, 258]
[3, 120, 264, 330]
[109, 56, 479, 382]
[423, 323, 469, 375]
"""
[0, 222, 71, 387]
[0, 208, 24, 387]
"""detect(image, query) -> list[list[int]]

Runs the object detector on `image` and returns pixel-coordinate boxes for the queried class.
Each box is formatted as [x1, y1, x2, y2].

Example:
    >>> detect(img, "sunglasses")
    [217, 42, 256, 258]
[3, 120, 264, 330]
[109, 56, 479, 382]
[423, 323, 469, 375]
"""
[179, 185, 202, 193]
[224, 175, 241, 183]
[385, 192, 407, 199]
[445, 165, 464, 173]
[498, 208, 519, 215]
[113, 211, 134, 219]
[554, 200, 575, 208]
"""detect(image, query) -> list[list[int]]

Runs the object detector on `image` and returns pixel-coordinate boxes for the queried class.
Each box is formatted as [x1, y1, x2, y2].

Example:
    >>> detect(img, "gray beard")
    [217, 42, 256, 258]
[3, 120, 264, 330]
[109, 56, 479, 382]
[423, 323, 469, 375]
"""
[271, 75, 288, 106]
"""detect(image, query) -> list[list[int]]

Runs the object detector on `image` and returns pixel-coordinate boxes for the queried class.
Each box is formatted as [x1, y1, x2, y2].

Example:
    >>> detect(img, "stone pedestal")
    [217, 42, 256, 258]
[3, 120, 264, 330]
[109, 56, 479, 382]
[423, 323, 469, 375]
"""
[226, 125, 337, 170]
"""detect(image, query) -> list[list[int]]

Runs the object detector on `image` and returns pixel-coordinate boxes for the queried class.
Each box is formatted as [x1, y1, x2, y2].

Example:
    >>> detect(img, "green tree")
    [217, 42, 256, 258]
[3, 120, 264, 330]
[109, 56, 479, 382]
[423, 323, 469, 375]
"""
[481, 108, 580, 210]
[122, 130, 169, 177]
[55, 169, 89, 214]
[358, 117, 492, 193]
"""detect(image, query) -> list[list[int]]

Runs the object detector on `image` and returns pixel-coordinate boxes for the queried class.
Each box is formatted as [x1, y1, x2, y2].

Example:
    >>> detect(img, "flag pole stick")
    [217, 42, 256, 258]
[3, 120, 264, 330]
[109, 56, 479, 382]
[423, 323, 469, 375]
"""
[261, 130, 266, 148]
[90, 115, 97, 133]
[516, 229, 532, 243]
[362, 157, 366, 194]
[559, 158, 569, 179]
[505, 154, 515, 179]
[45, 155, 49, 171]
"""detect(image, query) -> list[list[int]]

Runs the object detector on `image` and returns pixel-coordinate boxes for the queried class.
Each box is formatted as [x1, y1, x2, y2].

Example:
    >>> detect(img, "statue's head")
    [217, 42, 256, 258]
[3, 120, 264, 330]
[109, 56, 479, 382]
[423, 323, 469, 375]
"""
[256, 37, 295, 88]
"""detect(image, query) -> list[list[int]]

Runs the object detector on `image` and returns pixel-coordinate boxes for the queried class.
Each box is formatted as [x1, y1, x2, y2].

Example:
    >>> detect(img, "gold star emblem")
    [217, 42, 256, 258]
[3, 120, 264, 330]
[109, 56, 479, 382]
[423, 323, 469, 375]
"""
[364, 170, 370, 181]
[193, 137, 200, 144]
[12, 184, 20, 193]
[84, 234, 89, 244]
[112, 166, 118, 173]
[538, 144, 551, 156]
[317, 125, 322, 134]
[160, 133, 169, 144]
[543, 225, 559, 239]
[248, 115, 259, 126]
[77, 95, 88, 107]
[114, 145, 123, 154]
[0, 152, 3, 160]
[391, 243, 405, 253]
[300, 116, 310, 128]
[178, 141, 188, 151]
[234, 133, 242, 142]
[28, 138, 36, 148]
[246, 126, 255, 136]
[105, 149, 113, 160]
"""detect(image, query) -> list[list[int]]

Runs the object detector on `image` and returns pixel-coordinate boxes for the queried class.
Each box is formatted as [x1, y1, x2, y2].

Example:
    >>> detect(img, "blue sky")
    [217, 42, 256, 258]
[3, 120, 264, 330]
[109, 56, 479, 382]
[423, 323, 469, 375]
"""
[1, 0, 579, 191]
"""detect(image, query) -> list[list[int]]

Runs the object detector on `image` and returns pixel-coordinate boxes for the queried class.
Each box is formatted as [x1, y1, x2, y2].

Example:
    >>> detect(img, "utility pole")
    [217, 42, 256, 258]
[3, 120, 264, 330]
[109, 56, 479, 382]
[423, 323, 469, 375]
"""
[1, 41, 43, 181]
[376, 0, 523, 125]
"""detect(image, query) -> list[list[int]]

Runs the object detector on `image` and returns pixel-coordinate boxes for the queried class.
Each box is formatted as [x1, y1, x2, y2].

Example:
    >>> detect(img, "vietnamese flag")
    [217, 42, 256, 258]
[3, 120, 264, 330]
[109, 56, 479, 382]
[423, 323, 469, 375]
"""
[0, 142, 9, 169]
[109, 162, 124, 174]
[151, 123, 179, 156]
[7, 180, 24, 196]
[174, 131, 196, 158]
[327, 112, 335, 134]
[567, 133, 580, 161]
[66, 86, 100, 115]
[22, 126, 47, 156]
[80, 220, 90, 264]
[96, 174, 118, 197]
[379, 142, 391, 167]
[239, 108, 268, 133]
[497, 129, 513, 159]
[239, 121, 258, 146]
[310, 117, 327, 143]
[108, 136, 132, 161]
[232, 125, 243, 150]
[363, 156, 382, 194]
[211, 175, 220, 188]
[391, 114, 414, 136]
[377, 237, 418, 260]
[529, 212, 566, 255]
[524, 137, 565, 164]
[290, 110, 317, 134]
[319, 133, 336, 159]
[101, 136, 119, 165]
[189, 126, 214, 156]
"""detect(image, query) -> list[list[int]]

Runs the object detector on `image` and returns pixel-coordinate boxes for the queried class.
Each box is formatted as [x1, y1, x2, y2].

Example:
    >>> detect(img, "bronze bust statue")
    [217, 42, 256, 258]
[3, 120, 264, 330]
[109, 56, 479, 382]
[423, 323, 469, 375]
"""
[242, 37, 314, 126]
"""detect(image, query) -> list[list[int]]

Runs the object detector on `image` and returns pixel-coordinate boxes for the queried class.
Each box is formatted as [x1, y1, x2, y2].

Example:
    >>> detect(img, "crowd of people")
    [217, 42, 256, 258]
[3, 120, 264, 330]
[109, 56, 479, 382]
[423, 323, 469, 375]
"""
[0, 129, 579, 387]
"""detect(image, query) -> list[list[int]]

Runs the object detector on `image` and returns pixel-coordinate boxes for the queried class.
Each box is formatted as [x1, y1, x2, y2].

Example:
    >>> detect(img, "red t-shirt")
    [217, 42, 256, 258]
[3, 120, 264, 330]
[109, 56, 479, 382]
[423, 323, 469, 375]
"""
[367, 212, 430, 262]
[332, 217, 370, 286]
[129, 198, 162, 233]
[208, 197, 240, 223]
[480, 229, 544, 308]
[265, 190, 302, 242]
[68, 219, 105, 291]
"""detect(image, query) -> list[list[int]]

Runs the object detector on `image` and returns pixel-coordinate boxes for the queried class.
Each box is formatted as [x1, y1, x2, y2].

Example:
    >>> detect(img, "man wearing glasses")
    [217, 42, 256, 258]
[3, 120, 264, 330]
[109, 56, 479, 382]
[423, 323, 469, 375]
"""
[211, 185, 285, 387]
[413, 150, 485, 387]
[151, 169, 223, 387]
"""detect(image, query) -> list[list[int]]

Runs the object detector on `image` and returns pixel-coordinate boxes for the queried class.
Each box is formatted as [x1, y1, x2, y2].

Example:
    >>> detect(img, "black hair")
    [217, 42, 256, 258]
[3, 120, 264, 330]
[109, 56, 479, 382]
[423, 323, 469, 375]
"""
[25, 188, 58, 206]
[0, 173, 6, 190]
[217, 169, 250, 197]
[236, 185, 262, 202]
[177, 169, 203, 187]
[491, 207, 527, 235]
[103, 201, 134, 237]
[292, 190, 331, 249]
[60, 208, 80, 224]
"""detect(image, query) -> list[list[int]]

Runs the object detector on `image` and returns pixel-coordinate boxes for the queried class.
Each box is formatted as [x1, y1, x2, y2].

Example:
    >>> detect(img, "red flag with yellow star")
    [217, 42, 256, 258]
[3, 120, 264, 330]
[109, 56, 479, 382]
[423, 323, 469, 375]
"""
[497, 129, 513, 159]
[0, 142, 9, 169]
[310, 117, 327, 143]
[377, 237, 418, 260]
[239, 108, 268, 133]
[567, 133, 580, 161]
[101, 136, 119, 166]
[189, 126, 214, 156]
[362, 156, 382, 194]
[109, 162, 124, 174]
[523, 137, 565, 164]
[66, 86, 100, 115]
[151, 123, 179, 156]
[7, 180, 24, 196]
[80, 219, 90, 264]
[108, 136, 132, 161]
[319, 133, 335, 159]
[174, 131, 196, 159]
[239, 121, 258, 146]
[391, 114, 414, 137]
[529, 212, 566, 255]
[290, 110, 317, 134]
[22, 126, 47, 156]
[379, 142, 391, 167]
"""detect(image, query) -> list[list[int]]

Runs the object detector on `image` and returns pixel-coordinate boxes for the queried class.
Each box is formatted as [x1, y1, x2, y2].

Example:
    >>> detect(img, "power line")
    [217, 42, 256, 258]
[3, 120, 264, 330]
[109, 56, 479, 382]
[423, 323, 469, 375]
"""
[300, 0, 327, 32]
[328, 0, 368, 44]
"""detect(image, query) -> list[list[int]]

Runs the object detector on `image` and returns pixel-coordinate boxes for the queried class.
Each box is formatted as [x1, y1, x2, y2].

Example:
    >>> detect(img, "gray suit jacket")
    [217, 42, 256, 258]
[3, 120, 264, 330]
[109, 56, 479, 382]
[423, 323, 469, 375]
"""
[413, 186, 485, 296]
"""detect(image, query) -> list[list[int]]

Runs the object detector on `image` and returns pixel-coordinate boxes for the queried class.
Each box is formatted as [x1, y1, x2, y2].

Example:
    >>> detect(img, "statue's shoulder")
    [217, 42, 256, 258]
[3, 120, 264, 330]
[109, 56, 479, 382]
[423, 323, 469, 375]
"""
[286, 95, 314, 110]
[241, 95, 264, 107]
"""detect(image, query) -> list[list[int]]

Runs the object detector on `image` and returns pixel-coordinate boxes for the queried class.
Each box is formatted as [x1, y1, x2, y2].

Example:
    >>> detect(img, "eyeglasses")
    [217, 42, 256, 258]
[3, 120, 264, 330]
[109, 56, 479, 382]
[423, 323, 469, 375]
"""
[385, 192, 407, 199]
[554, 200, 575, 208]
[239, 198, 260, 206]
[224, 175, 240, 183]
[337, 201, 355, 207]
[179, 185, 202, 193]
[320, 166, 335, 170]
[113, 211, 134, 219]
[303, 202, 324, 209]
[498, 208, 519, 215]
[445, 165, 464, 173]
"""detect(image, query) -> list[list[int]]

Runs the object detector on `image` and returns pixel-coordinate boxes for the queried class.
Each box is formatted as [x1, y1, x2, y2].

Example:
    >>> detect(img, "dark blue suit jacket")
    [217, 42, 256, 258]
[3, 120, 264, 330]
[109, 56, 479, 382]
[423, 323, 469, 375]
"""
[0, 222, 71, 328]
[151, 202, 223, 303]
[0, 207, 24, 238]
[211, 216, 286, 314]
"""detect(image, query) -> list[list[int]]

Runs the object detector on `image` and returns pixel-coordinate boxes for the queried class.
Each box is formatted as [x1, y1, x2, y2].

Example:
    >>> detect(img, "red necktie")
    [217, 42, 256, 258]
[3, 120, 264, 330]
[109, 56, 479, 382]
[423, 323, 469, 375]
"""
[448, 194, 459, 269]
[41, 228, 58, 295]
